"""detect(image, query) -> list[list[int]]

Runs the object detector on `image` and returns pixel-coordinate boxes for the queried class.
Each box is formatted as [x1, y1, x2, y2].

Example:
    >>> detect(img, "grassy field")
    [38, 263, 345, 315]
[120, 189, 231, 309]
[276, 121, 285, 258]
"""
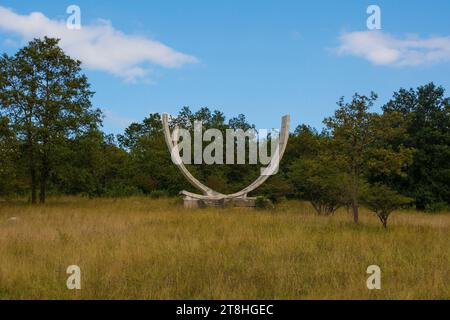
[0, 197, 449, 300]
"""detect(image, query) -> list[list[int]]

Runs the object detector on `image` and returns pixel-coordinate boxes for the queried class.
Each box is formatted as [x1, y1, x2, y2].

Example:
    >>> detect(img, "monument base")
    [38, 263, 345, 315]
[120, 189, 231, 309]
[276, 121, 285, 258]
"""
[183, 196, 256, 208]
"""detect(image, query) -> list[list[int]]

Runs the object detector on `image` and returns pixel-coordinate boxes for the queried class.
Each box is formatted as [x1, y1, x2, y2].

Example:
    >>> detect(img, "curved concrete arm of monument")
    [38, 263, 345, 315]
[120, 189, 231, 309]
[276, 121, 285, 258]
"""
[179, 115, 290, 200]
[229, 114, 290, 196]
[162, 113, 290, 200]
[162, 113, 223, 196]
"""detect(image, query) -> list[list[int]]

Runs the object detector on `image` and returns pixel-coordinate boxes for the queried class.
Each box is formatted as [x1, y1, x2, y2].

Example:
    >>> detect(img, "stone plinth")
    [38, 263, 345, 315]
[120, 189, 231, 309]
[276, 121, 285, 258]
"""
[183, 196, 256, 208]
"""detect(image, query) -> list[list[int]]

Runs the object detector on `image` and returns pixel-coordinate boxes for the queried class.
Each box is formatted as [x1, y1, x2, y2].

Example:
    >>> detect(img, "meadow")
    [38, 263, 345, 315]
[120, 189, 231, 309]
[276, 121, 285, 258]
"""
[0, 197, 449, 300]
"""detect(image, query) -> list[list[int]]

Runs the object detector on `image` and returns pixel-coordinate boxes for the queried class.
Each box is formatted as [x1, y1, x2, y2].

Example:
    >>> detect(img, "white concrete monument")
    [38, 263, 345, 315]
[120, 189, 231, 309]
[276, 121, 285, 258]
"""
[162, 114, 290, 208]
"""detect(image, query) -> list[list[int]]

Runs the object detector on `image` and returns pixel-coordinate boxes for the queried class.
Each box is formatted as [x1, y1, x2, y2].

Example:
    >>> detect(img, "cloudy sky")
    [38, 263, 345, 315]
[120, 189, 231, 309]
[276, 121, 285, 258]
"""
[0, 0, 449, 133]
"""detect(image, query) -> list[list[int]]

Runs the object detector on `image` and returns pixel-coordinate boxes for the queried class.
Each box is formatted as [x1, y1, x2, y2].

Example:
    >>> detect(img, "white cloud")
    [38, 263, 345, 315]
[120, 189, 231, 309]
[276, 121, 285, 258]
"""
[335, 31, 450, 66]
[0, 6, 198, 81]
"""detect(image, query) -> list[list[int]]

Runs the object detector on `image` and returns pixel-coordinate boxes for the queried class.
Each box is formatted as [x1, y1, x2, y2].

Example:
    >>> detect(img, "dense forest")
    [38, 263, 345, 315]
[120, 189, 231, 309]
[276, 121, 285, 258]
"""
[1, 38, 449, 221]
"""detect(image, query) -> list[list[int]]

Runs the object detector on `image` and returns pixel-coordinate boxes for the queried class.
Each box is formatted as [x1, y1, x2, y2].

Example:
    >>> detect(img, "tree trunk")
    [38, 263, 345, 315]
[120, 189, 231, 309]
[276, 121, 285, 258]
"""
[40, 131, 49, 204]
[379, 212, 388, 229]
[26, 127, 37, 204]
[30, 167, 37, 204]
[39, 175, 46, 204]
[39, 163, 48, 204]
[351, 199, 359, 224]
[351, 172, 359, 224]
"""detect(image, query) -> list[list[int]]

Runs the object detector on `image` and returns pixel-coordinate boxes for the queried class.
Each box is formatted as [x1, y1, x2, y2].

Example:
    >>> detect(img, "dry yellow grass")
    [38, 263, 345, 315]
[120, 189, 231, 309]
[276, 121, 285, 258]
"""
[0, 197, 449, 300]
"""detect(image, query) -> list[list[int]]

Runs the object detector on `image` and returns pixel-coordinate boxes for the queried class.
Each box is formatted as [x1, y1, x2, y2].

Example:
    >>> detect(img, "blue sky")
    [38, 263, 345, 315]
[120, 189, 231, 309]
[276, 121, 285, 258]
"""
[1, 0, 450, 134]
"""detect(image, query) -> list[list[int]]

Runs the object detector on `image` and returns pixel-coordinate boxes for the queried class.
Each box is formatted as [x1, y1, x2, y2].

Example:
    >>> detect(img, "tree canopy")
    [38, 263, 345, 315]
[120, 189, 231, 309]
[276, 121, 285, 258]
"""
[0, 37, 101, 203]
[0, 38, 449, 224]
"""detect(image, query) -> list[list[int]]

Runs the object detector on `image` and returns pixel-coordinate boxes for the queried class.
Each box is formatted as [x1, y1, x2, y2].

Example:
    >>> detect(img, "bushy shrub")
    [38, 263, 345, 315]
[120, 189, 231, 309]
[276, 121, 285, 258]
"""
[288, 158, 347, 215]
[425, 202, 449, 213]
[149, 190, 168, 199]
[104, 185, 140, 197]
[362, 184, 412, 228]
[255, 196, 274, 210]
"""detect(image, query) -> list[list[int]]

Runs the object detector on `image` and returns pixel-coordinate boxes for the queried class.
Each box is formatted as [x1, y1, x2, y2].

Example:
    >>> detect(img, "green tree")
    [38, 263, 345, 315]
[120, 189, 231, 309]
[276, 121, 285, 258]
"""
[289, 157, 347, 215]
[383, 83, 450, 210]
[324, 93, 413, 223]
[118, 112, 190, 195]
[0, 116, 18, 195]
[0, 37, 101, 203]
[54, 130, 134, 197]
[258, 175, 293, 203]
[362, 183, 412, 228]
[286, 125, 345, 214]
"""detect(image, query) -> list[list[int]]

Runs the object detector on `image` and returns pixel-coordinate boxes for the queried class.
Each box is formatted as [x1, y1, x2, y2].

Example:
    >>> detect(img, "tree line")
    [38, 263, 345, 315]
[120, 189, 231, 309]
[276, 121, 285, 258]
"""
[1, 38, 449, 227]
